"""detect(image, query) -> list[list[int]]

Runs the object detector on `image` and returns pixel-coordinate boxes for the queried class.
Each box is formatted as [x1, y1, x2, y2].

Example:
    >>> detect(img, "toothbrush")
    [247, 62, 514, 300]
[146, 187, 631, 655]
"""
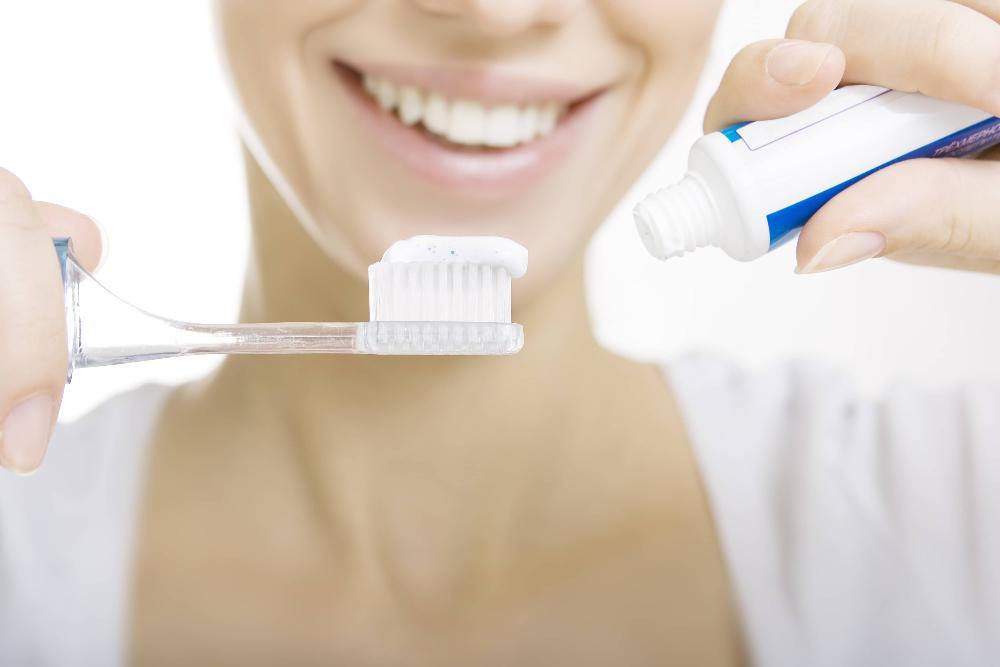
[53, 236, 527, 382]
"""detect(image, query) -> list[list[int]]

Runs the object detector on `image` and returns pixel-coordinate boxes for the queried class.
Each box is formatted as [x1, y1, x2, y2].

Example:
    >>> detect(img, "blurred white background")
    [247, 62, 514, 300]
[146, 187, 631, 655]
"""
[2, 1, 998, 421]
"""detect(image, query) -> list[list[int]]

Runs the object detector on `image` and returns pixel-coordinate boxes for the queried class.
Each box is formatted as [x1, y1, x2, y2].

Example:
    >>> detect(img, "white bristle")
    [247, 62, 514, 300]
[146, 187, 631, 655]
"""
[368, 261, 514, 323]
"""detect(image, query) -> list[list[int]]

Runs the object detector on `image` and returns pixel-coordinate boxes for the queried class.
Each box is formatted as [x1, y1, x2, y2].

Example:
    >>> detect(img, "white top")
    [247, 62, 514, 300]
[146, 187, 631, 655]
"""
[2, 356, 999, 666]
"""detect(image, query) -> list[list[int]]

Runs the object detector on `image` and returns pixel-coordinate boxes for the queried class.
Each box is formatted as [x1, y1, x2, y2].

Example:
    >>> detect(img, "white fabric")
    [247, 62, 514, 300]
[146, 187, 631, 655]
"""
[2, 357, 999, 666]
[0, 385, 168, 667]
[667, 355, 1000, 666]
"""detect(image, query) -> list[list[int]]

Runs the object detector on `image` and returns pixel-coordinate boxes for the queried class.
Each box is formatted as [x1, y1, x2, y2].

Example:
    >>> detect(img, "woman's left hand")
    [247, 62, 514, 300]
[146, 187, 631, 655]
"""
[706, 0, 1000, 274]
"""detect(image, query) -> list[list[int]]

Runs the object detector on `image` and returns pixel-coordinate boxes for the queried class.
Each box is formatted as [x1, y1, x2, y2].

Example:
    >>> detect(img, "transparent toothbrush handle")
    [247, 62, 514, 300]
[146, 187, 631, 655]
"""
[54, 239, 79, 383]
[53, 239, 361, 383]
[52, 240, 524, 382]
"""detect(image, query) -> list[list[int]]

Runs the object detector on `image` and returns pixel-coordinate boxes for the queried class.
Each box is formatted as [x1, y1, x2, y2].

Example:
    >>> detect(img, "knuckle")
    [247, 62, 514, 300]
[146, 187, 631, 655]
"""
[940, 211, 974, 255]
[787, 0, 852, 42]
[937, 161, 977, 254]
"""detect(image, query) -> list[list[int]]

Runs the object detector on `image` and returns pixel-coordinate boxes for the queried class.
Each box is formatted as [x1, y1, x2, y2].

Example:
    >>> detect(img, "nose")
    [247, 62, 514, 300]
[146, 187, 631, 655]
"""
[410, 0, 582, 36]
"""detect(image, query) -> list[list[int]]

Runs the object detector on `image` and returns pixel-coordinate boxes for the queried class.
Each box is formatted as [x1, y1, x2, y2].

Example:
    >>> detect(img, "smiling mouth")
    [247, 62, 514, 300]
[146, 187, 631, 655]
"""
[333, 60, 607, 193]
[357, 72, 567, 150]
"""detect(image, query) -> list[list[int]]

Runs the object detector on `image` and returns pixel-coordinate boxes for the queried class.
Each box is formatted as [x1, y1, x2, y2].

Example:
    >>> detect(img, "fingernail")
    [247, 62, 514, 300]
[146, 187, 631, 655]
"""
[797, 232, 887, 274]
[767, 41, 835, 86]
[1, 395, 54, 475]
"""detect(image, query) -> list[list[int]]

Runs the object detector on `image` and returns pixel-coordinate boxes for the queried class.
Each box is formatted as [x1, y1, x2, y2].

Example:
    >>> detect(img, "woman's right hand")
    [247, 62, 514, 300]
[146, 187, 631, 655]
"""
[0, 168, 103, 475]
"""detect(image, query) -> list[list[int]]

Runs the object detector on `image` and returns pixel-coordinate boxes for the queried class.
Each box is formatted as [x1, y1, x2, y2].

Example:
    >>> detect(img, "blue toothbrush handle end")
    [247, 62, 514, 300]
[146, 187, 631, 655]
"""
[53, 238, 72, 286]
[53, 238, 77, 383]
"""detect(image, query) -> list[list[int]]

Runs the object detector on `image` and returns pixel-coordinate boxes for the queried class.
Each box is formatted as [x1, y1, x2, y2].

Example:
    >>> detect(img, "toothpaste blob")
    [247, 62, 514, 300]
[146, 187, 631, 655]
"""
[370, 236, 528, 323]
[381, 236, 528, 278]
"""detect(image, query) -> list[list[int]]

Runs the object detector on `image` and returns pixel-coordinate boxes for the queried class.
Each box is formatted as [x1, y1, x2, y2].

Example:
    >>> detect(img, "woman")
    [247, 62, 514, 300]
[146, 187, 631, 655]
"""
[2, 0, 999, 664]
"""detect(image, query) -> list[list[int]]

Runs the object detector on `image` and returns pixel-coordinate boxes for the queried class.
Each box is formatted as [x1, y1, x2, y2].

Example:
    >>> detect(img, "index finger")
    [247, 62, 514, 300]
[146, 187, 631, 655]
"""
[787, 0, 1000, 116]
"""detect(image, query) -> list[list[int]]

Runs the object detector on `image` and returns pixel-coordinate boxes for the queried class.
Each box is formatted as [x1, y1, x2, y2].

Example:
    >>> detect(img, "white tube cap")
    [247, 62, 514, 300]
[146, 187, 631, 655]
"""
[633, 173, 720, 261]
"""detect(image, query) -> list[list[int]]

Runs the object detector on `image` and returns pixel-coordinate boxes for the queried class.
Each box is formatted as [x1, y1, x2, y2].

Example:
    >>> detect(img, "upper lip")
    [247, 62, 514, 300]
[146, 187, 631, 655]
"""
[336, 59, 609, 106]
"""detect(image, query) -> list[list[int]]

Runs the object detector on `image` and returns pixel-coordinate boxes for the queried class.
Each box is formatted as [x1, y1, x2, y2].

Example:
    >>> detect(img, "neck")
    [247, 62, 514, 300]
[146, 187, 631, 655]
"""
[189, 154, 675, 612]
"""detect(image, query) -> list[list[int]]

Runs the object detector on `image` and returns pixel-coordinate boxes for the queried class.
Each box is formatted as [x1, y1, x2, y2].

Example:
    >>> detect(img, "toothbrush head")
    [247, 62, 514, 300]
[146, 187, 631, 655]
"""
[360, 236, 527, 355]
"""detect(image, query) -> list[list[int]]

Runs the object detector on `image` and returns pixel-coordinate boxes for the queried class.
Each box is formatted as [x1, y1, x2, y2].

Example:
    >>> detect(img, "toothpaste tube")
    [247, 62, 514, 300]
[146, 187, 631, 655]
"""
[634, 85, 1000, 262]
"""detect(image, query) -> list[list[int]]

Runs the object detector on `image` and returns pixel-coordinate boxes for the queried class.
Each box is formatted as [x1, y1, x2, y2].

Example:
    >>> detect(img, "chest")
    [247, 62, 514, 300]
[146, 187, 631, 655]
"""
[130, 525, 741, 666]
[129, 378, 743, 665]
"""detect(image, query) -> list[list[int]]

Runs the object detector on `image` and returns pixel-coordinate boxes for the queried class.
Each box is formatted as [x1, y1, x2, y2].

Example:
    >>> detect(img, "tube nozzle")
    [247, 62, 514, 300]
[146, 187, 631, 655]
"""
[634, 173, 720, 261]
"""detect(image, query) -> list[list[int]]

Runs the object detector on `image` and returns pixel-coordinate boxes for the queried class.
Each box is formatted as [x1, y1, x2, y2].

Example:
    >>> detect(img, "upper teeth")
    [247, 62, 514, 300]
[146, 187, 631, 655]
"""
[362, 73, 566, 148]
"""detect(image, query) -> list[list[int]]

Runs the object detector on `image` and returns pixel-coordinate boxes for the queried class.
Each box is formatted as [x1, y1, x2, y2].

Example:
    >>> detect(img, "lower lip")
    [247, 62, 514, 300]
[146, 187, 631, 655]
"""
[333, 64, 604, 198]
